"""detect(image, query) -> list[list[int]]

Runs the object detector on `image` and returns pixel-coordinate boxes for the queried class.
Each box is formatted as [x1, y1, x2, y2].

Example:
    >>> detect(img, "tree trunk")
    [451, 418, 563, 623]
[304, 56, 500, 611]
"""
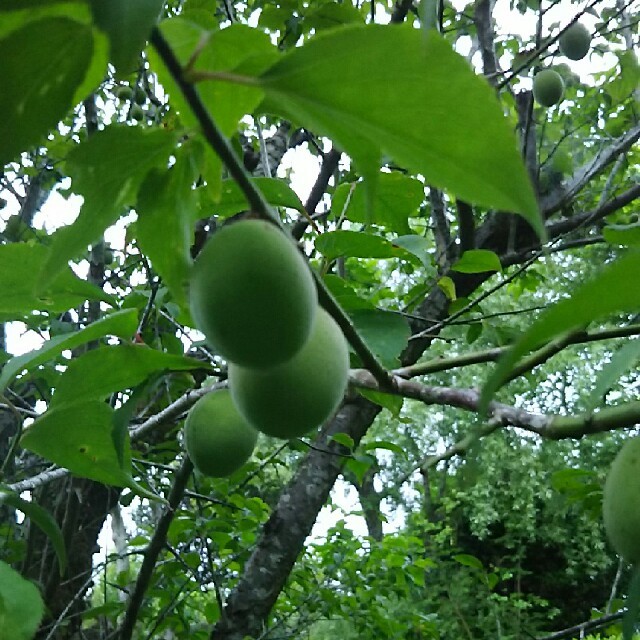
[210, 397, 380, 640]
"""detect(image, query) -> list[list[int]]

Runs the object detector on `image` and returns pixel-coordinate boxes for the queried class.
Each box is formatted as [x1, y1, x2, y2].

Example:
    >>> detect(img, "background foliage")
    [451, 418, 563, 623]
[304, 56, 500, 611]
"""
[0, 0, 639, 639]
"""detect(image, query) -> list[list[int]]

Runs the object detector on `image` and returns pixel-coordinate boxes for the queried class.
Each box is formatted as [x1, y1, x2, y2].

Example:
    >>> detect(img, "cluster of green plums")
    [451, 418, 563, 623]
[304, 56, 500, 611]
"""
[115, 84, 150, 122]
[532, 22, 591, 107]
[184, 220, 350, 477]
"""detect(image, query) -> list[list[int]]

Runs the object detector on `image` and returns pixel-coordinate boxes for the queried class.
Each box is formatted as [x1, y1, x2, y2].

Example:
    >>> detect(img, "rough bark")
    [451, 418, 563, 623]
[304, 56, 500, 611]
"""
[355, 465, 384, 542]
[29, 479, 120, 640]
[210, 397, 381, 640]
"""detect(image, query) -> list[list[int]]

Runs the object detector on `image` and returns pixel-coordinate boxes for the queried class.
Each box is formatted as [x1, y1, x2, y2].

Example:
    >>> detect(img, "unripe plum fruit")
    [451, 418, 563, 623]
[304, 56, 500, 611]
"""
[134, 86, 147, 105]
[559, 23, 591, 61]
[184, 389, 258, 477]
[116, 85, 133, 101]
[229, 308, 349, 439]
[603, 436, 640, 565]
[189, 219, 318, 368]
[533, 69, 565, 107]
[130, 104, 144, 121]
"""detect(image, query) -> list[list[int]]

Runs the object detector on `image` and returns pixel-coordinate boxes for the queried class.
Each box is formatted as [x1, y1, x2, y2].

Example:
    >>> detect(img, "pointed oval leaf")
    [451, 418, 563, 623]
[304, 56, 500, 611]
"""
[0, 309, 138, 391]
[350, 309, 410, 368]
[481, 251, 640, 411]
[331, 173, 424, 234]
[586, 338, 640, 411]
[453, 554, 484, 570]
[0, 243, 115, 317]
[0, 490, 67, 575]
[20, 401, 131, 487]
[603, 223, 640, 247]
[452, 249, 502, 274]
[259, 25, 542, 235]
[315, 230, 416, 262]
[52, 344, 207, 407]
[136, 145, 200, 308]
[217, 177, 305, 218]
[90, 0, 163, 76]
[41, 126, 178, 288]
[149, 19, 276, 134]
[362, 440, 407, 456]
[0, 561, 44, 640]
[330, 433, 355, 449]
[0, 17, 93, 165]
[357, 389, 404, 416]
[322, 275, 375, 311]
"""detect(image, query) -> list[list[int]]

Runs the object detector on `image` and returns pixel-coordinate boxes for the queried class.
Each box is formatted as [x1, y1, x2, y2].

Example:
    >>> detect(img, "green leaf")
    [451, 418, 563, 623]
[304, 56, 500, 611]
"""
[0, 309, 138, 391]
[608, 50, 640, 104]
[21, 401, 133, 487]
[0, 2, 93, 39]
[344, 454, 375, 484]
[322, 275, 374, 311]
[0, 561, 44, 640]
[406, 563, 426, 587]
[603, 223, 640, 247]
[393, 235, 433, 270]
[330, 433, 355, 449]
[82, 602, 124, 621]
[149, 19, 277, 135]
[259, 26, 542, 236]
[349, 309, 410, 368]
[586, 338, 640, 411]
[0, 3, 110, 108]
[52, 344, 206, 408]
[550, 468, 595, 493]
[550, 469, 601, 514]
[453, 554, 484, 570]
[136, 143, 200, 308]
[0, 243, 115, 317]
[481, 251, 640, 412]
[466, 322, 483, 344]
[0, 17, 93, 166]
[0, 490, 67, 575]
[304, 2, 365, 30]
[90, 0, 163, 76]
[41, 126, 178, 288]
[362, 440, 407, 457]
[357, 388, 404, 416]
[315, 230, 416, 262]
[216, 177, 304, 218]
[331, 173, 423, 234]
[258, 6, 291, 31]
[485, 572, 500, 591]
[452, 249, 502, 274]
[438, 276, 456, 300]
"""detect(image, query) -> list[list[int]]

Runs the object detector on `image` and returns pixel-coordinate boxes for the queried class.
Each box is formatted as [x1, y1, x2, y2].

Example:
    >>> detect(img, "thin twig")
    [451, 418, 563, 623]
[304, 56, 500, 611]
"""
[118, 457, 193, 640]
[535, 610, 625, 640]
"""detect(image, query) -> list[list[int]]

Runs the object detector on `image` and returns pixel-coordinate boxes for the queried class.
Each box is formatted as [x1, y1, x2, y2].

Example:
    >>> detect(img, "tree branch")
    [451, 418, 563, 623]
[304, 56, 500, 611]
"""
[535, 610, 624, 640]
[118, 457, 193, 640]
[474, 0, 499, 82]
[292, 147, 341, 241]
[457, 200, 475, 252]
[545, 182, 640, 240]
[430, 186, 455, 271]
[349, 369, 640, 439]
[394, 322, 640, 378]
[540, 122, 640, 217]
